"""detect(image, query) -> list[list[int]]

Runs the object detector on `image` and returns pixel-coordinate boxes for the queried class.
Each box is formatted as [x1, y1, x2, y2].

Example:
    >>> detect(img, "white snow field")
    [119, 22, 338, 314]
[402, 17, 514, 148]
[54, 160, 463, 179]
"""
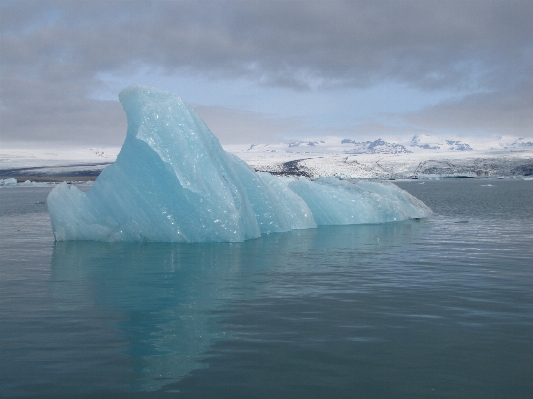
[2, 133, 531, 182]
[0, 147, 120, 170]
[226, 135, 533, 179]
[46, 85, 431, 242]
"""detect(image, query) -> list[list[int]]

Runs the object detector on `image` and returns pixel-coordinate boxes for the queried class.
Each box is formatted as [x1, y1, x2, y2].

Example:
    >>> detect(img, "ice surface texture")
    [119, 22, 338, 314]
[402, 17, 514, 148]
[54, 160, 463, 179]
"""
[47, 85, 431, 242]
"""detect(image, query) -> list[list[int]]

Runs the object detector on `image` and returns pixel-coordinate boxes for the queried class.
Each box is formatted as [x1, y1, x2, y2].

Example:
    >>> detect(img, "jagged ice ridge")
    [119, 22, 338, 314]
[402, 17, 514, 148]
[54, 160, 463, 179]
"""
[47, 85, 431, 242]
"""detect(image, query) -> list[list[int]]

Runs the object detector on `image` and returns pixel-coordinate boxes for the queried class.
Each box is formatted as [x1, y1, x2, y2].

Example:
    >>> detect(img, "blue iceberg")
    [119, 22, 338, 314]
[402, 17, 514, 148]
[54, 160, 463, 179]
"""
[47, 85, 431, 242]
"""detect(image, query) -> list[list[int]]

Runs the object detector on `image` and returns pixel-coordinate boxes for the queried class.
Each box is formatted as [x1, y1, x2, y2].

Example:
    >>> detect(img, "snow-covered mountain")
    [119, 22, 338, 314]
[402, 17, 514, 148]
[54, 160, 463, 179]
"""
[497, 137, 533, 149]
[410, 134, 473, 151]
[287, 140, 325, 147]
[242, 134, 533, 156]
[341, 138, 411, 154]
[245, 137, 419, 156]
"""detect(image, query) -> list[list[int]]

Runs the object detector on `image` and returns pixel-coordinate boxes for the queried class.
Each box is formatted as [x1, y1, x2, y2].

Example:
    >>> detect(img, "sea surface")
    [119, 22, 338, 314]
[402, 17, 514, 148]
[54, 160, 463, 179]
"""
[1, 179, 532, 398]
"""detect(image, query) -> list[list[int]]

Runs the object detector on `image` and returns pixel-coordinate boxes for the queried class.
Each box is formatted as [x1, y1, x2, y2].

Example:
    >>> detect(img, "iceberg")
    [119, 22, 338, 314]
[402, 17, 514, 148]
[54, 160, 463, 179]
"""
[0, 178, 18, 186]
[47, 85, 431, 242]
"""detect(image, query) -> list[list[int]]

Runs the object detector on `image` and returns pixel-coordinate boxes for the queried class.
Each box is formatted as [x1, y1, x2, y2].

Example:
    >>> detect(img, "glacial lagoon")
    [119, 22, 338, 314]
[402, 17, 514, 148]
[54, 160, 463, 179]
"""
[1, 179, 532, 398]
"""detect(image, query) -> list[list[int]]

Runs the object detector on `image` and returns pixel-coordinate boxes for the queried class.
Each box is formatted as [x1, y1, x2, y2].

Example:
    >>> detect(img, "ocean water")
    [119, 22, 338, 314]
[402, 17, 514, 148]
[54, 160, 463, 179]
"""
[1, 179, 532, 398]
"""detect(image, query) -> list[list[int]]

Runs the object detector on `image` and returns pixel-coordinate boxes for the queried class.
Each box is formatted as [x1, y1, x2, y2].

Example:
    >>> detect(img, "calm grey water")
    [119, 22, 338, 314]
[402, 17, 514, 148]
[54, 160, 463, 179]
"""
[1, 180, 532, 398]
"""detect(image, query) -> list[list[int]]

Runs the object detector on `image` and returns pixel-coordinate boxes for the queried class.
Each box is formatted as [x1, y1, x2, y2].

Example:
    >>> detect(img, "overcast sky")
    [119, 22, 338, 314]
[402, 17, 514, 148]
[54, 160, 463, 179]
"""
[1, 0, 532, 148]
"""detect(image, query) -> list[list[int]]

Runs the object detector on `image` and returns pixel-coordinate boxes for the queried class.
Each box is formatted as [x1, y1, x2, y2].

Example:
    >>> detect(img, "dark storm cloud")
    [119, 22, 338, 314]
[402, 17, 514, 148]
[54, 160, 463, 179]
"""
[1, 0, 532, 145]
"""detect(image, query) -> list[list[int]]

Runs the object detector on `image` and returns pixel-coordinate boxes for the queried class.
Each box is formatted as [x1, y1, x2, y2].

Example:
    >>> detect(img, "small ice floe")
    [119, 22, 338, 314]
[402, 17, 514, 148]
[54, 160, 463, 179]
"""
[480, 184, 493, 186]
[0, 178, 17, 186]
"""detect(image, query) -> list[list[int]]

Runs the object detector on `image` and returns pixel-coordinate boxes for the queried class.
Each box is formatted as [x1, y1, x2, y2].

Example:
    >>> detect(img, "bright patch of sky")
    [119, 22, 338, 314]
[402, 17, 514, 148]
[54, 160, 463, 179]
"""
[92, 68, 475, 133]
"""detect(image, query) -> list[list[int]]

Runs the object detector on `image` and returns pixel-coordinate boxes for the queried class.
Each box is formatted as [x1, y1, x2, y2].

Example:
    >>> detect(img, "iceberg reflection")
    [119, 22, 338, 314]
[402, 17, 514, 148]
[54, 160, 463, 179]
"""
[50, 239, 272, 390]
[49, 221, 424, 392]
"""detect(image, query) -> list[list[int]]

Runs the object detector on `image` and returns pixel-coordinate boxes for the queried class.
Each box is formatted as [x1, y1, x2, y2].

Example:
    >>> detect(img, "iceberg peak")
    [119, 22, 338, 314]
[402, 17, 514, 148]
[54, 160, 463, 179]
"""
[47, 85, 431, 242]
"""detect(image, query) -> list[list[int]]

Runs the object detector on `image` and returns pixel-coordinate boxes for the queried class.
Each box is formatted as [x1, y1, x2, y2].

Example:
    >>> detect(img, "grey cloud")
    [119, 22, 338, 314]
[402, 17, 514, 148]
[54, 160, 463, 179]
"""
[1, 0, 532, 146]
[3, 0, 532, 89]
[1, 72, 126, 147]
[193, 105, 303, 145]
[406, 82, 533, 136]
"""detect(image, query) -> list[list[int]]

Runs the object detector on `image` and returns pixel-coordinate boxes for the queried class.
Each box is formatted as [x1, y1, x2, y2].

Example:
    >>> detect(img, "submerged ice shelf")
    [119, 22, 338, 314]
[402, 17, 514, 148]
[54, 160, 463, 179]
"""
[47, 85, 431, 242]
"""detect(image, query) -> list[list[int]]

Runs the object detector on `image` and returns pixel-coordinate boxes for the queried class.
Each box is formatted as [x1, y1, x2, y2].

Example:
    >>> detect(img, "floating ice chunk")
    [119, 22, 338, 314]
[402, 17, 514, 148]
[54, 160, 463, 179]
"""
[47, 85, 431, 242]
[0, 178, 17, 186]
